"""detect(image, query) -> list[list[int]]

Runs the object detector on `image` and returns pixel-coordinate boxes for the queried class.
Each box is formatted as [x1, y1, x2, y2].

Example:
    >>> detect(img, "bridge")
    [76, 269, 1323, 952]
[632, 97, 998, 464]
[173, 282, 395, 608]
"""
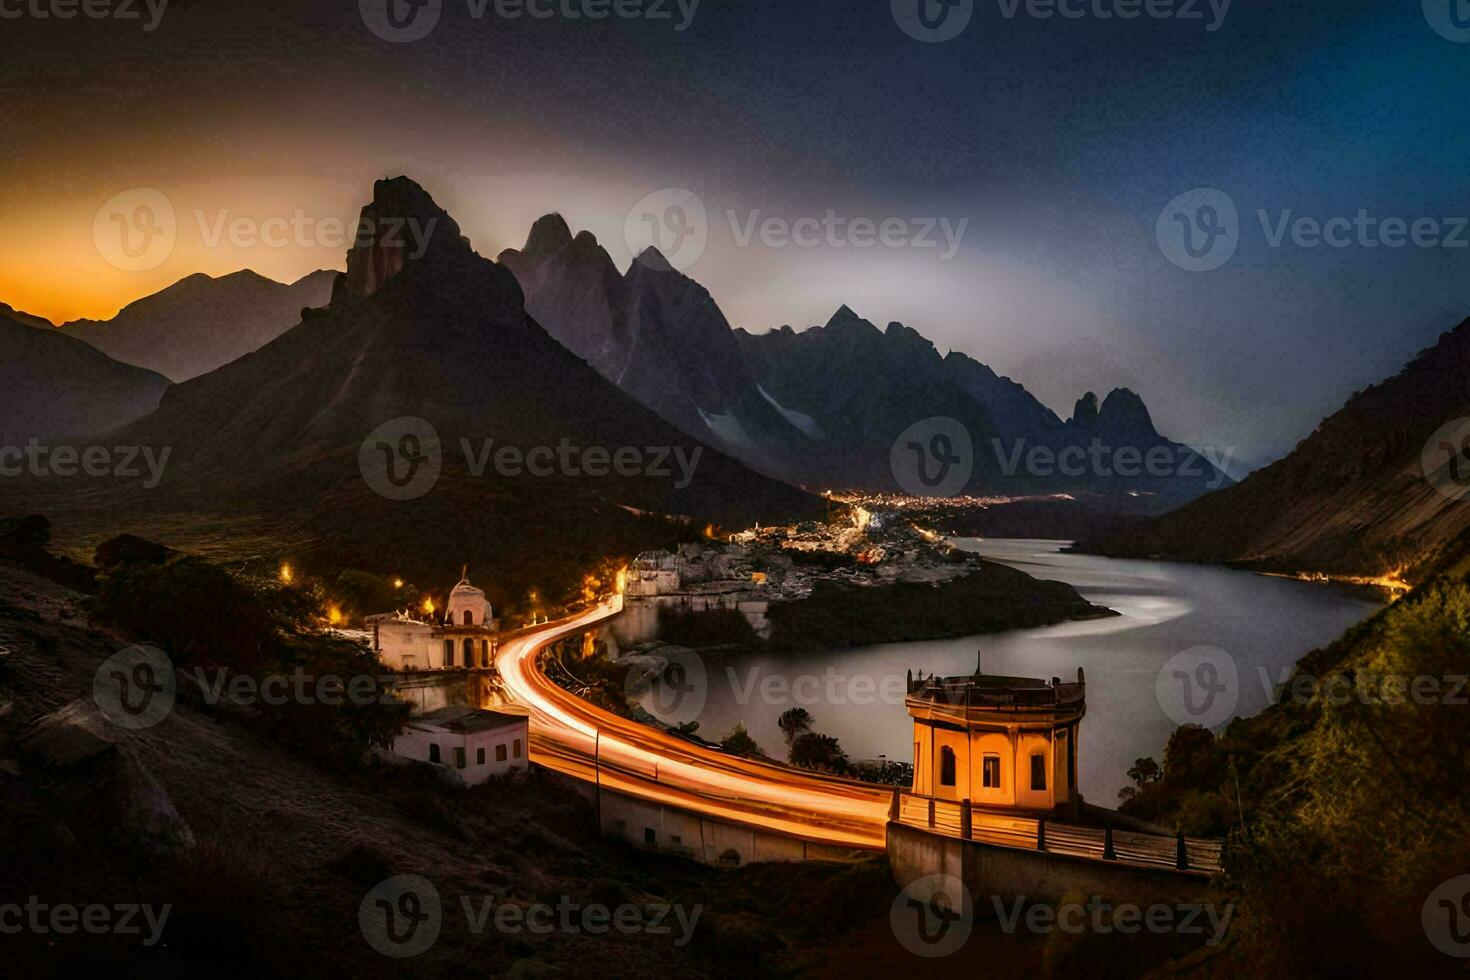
[494, 597, 1225, 878]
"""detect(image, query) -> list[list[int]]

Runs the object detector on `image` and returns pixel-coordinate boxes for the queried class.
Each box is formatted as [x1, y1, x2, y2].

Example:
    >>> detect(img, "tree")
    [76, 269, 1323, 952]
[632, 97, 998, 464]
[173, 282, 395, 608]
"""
[719, 723, 765, 758]
[777, 707, 813, 746]
[790, 732, 848, 774]
[1126, 756, 1162, 787]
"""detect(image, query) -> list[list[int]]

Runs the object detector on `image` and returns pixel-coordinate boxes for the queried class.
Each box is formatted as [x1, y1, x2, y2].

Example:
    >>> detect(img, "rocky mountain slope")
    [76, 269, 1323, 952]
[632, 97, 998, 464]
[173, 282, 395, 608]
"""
[0, 313, 169, 445]
[1077, 318, 1470, 580]
[502, 214, 1225, 501]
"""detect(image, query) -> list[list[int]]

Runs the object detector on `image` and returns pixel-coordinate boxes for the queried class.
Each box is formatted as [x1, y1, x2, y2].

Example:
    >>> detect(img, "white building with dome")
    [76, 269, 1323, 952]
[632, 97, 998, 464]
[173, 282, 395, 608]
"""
[367, 570, 500, 672]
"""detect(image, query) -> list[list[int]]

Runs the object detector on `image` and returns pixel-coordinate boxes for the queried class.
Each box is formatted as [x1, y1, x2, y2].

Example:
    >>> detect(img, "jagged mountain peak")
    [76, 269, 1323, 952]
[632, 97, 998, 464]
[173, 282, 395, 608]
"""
[523, 212, 573, 258]
[1071, 391, 1101, 427]
[343, 176, 466, 300]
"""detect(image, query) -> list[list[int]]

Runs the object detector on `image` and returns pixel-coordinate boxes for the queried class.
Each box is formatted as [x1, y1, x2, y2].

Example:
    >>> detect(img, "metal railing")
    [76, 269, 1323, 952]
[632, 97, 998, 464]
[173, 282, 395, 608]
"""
[892, 791, 1223, 876]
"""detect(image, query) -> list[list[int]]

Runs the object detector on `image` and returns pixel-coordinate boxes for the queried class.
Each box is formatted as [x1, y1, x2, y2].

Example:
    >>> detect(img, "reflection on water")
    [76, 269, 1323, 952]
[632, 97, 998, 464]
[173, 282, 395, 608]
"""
[627, 539, 1383, 805]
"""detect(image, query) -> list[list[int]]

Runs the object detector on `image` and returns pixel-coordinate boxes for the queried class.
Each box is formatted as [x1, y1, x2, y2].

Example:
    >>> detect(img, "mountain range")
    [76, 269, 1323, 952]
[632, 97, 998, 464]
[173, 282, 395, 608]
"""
[16, 178, 822, 594]
[59, 269, 336, 382]
[502, 213, 1227, 501]
[1078, 318, 1470, 581]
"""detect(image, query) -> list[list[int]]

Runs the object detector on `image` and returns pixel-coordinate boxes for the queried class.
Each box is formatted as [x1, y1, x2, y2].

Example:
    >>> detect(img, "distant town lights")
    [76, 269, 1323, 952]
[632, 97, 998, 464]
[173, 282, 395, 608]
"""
[279, 563, 293, 584]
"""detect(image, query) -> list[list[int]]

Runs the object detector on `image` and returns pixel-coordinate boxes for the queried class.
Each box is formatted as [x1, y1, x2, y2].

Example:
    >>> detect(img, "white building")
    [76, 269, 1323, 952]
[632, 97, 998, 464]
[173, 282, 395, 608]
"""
[367, 572, 500, 672]
[392, 706, 529, 785]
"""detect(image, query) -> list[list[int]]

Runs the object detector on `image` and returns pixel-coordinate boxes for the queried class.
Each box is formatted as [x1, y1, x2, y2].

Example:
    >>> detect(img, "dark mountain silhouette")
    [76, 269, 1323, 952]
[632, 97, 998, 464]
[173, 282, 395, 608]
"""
[61, 269, 337, 382]
[501, 214, 1225, 501]
[45, 178, 821, 592]
[0, 313, 169, 445]
[737, 311, 1228, 499]
[0, 302, 54, 330]
[499, 219, 806, 479]
[1077, 318, 1470, 580]
[734, 307, 1001, 489]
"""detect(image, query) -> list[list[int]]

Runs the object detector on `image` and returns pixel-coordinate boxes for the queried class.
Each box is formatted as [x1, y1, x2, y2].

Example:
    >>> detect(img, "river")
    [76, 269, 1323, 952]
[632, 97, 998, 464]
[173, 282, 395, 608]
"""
[633, 539, 1383, 805]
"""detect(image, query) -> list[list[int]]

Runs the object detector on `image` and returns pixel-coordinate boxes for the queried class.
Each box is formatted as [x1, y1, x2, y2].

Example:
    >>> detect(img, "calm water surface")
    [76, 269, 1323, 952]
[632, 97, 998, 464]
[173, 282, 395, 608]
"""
[654, 539, 1382, 804]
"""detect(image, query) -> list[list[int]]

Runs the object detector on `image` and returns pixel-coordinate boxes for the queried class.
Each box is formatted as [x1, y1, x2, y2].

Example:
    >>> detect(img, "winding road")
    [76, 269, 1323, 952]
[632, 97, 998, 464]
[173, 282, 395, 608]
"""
[494, 597, 892, 850]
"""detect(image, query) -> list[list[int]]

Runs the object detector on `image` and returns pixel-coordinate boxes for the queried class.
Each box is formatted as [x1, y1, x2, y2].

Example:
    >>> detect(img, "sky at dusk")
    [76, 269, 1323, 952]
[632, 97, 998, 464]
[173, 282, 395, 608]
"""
[3, 0, 1469, 466]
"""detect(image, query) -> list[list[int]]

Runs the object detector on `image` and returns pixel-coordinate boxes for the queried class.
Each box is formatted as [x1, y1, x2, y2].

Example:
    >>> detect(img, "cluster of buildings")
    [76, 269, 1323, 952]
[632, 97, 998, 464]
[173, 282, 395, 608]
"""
[365, 570, 527, 786]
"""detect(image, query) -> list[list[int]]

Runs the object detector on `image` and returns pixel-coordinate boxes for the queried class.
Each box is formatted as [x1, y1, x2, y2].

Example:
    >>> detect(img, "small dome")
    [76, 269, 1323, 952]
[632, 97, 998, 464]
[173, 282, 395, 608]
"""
[446, 569, 494, 627]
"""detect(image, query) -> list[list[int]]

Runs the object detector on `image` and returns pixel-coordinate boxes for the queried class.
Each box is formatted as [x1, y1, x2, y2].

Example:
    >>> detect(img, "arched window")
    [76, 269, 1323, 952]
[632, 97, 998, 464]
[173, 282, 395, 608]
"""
[463, 610, 474, 626]
[462, 638, 474, 666]
[939, 746, 957, 787]
[442, 640, 454, 668]
[480, 639, 490, 668]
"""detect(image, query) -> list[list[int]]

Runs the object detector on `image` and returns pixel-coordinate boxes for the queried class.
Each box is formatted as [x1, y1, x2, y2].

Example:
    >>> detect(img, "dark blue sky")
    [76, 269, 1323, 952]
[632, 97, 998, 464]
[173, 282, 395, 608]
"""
[4, 0, 1467, 466]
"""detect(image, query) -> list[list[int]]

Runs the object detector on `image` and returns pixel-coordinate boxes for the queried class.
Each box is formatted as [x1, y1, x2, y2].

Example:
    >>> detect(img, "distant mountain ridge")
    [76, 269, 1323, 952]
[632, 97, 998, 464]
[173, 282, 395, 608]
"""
[0, 312, 169, 445]
[60, 269, 337, 382]
[1077, 317, 1470, 580]
[502, 213, 1227, 501]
